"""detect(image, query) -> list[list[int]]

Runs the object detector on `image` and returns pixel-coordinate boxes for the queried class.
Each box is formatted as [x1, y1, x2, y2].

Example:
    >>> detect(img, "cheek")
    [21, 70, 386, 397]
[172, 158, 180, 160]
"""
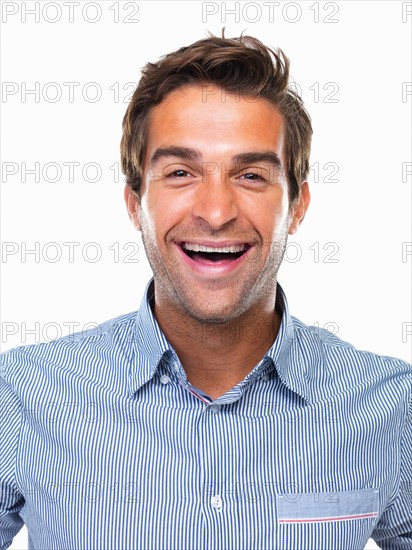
[142, 189, 187, 238]
[243, 189, 290, 231]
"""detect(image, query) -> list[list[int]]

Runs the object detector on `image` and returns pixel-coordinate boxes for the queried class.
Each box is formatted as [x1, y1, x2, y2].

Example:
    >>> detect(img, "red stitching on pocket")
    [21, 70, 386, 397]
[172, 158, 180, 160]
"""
[279, 512, 379, 524]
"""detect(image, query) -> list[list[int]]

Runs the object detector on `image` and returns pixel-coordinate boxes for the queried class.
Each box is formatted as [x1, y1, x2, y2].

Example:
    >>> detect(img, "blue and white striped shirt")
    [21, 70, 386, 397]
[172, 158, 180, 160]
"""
[1, 277, 411, 550]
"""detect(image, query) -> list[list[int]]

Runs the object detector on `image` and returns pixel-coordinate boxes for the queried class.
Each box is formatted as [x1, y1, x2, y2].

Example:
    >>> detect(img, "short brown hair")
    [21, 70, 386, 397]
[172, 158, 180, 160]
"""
[120, 33, 312, 205]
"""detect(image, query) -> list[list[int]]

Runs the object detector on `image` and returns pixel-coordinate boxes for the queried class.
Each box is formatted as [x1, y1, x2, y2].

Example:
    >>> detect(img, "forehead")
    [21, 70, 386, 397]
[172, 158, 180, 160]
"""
[145, 84, 285, 159]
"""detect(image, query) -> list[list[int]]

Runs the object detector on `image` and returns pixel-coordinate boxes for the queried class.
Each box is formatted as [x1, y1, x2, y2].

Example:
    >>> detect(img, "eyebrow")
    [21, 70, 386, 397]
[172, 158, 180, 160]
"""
[149, 147, 283, 170]
[149, 146, 200, 167]
[232, 151, 282, 169]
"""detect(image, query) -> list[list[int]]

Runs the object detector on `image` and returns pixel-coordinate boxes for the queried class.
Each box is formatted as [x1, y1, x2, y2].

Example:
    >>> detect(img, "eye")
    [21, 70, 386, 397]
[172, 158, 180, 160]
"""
[242, 172, 261, 180]
[239, 172, 266, 183]
[166, 169, 193, 178]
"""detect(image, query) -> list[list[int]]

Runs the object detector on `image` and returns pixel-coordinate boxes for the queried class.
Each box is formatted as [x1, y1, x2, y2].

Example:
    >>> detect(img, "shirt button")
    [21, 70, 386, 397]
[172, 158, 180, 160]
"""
[160, 374, 170, 385]
[262, 374, 270, 381]
[209, 404, 220, 414]
[211, 495, 223, 510]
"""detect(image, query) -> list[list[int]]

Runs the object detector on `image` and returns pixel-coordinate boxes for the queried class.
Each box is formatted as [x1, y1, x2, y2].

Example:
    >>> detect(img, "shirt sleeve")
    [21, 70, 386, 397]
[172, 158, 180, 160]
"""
[0, 354, 25, 549]
[371, 388, 412, 549]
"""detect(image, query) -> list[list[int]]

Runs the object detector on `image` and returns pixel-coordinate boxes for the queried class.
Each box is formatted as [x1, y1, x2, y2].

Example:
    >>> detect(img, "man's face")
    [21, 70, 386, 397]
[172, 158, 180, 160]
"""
[125, 84, 309, 324]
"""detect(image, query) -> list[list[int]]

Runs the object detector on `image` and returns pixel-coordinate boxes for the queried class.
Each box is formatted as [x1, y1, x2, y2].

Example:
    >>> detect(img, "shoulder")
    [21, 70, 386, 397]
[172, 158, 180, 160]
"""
[290, 314, 412, 401]
[0, 310, 139, 385]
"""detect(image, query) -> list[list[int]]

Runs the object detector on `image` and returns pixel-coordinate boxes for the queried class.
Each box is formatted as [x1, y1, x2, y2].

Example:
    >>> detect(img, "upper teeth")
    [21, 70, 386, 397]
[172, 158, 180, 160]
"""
[182, 243, 247, 253]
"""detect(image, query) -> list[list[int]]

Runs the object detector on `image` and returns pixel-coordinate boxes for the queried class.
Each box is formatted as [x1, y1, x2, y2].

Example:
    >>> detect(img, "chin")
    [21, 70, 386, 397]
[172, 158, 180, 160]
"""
[181, 300, 247, 325]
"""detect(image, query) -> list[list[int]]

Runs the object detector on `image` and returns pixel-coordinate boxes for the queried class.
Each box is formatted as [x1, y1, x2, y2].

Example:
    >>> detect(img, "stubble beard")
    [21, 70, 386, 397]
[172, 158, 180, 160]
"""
[138, 213, 289, 326]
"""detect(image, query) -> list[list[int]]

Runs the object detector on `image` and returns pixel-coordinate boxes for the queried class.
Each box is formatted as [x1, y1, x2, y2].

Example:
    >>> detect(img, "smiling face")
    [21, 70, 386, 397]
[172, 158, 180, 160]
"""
[125, 84, 309, 325]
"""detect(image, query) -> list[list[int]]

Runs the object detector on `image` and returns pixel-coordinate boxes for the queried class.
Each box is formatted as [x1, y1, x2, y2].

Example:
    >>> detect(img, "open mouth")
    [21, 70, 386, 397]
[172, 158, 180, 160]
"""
[178, 242, 251, 263]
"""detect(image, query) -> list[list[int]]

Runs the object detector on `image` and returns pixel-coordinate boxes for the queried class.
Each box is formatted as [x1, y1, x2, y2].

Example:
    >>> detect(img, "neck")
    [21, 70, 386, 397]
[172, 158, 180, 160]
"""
[150, 284, 282, 400]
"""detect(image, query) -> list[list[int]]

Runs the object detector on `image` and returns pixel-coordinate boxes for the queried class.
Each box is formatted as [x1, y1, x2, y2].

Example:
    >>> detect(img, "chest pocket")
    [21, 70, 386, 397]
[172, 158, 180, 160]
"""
[276, 488, 379, 550]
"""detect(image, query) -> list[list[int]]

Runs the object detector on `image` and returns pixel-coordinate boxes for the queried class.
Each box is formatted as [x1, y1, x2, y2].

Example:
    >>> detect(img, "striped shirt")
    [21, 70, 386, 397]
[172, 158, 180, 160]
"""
[0, 277, 411, 550]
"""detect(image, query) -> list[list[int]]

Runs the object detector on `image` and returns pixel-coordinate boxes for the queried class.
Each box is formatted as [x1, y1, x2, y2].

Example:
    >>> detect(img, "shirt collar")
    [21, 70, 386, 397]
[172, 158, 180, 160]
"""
[264, 284, 310, 403]
[128, 278, 174, 394]
[128, 277, 310, 403]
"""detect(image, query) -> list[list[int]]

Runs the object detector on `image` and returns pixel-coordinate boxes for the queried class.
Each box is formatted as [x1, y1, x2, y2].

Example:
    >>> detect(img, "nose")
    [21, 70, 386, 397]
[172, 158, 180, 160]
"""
[191, 164, 239, 230]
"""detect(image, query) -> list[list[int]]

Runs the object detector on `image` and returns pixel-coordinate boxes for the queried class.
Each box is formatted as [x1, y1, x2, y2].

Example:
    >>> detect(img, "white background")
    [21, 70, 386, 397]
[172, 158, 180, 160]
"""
[1, 1, 411, 548]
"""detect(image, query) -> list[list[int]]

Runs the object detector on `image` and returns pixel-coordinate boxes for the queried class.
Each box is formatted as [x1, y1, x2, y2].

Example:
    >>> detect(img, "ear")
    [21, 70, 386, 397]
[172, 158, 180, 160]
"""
[124, 184, 142, 231]
[288, 181, 310, 235]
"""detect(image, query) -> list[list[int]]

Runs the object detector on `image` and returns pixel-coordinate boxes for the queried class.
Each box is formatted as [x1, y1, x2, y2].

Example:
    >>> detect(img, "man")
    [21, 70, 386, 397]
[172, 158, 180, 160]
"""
[0, 34, 411, 550]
